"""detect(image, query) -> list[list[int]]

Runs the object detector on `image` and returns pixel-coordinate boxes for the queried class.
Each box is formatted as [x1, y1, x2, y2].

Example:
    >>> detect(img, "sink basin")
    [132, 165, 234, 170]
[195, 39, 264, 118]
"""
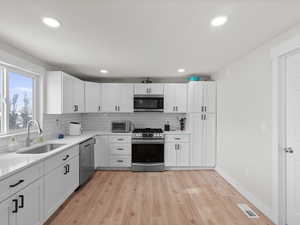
[17, 143, 66, 154]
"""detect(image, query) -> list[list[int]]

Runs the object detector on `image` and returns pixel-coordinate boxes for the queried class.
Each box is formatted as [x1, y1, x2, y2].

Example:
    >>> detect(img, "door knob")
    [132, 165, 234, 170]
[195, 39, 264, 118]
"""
[284, 147, 294, 154]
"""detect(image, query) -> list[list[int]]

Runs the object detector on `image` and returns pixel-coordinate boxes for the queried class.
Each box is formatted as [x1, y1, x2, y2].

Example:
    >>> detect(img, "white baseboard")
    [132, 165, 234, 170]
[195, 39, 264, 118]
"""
[215, 167, 274, 223]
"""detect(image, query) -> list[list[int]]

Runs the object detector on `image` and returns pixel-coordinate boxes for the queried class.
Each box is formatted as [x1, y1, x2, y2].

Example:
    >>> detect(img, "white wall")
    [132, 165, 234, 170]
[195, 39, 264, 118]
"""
[213, 24, 300, 221]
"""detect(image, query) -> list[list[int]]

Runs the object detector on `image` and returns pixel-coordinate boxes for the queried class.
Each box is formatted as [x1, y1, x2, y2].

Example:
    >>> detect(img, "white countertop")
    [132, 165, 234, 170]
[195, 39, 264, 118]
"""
[0, 129, 190, 181]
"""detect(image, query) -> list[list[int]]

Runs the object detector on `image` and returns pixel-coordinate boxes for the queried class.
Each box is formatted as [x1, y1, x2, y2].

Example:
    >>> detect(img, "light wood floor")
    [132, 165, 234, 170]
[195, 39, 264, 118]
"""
[45, 171, 274, 225]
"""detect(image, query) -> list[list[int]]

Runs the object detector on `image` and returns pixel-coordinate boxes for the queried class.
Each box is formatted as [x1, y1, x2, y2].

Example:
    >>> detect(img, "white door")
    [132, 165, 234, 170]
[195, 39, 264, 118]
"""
[177, 143, 190, 167]
[175, 84, 187, 113]
[85, 82, 101, 112]
[94, 136, 109, 168]
[17, 180, 42, 225]
[119, 84, 134, 112]
[102, 84, 119, 112]
[164, 84, 176, 113]
[286, 54, 300, 225]
[62, 73, 74, 113]
[73, 78, 84, 113]
[0, 197, 16, 225]
[165, 143, 177, 167]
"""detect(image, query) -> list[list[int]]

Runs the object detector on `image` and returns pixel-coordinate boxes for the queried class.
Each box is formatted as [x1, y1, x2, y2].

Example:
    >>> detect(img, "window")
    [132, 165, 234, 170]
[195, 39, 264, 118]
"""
[0, 66, 38, 135]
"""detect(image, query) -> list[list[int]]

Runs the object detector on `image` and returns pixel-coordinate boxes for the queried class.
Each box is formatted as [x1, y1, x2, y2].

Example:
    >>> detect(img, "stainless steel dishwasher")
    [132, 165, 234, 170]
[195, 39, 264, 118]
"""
[79, 138, 95, 186]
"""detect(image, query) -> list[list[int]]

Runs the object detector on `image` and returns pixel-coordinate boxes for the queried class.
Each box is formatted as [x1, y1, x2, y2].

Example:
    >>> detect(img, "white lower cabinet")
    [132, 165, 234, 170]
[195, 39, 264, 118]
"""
[0, 174, 43, 225]
[165, 134, 190, 167]
[44, 154, 79, 220]
[94, 135, 109, 168]
[16, 180, 43, 225]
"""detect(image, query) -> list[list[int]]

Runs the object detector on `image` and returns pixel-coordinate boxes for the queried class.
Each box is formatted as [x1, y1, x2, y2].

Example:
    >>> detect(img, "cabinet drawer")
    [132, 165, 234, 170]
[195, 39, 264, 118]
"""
[110, 143, 131, 155]
[45, 145, 79, 174]
[110, 156, 131, 167]
[0, 162, 42, 202]
[165, 134, 190, 143]
[109, 135, 131, 143]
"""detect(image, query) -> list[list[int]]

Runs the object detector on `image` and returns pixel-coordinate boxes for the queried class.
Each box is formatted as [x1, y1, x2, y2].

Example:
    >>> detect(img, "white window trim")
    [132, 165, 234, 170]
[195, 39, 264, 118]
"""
[0, 64, 42, 136]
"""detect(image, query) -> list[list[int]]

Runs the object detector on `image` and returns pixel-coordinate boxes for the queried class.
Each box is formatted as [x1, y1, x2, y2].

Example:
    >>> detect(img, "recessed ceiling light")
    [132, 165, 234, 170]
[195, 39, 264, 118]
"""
[211, 16, 228, 27]
[42, 17, 61, 28]
[100, 69, 109, 74]
[177, 68, 185, 73]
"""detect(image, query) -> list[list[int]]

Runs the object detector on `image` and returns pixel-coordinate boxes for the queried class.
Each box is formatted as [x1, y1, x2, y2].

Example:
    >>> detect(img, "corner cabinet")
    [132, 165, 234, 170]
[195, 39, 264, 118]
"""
[46, 71, 84, 114]
[164, 84, 187, 113]
[102, 84, 134, 113]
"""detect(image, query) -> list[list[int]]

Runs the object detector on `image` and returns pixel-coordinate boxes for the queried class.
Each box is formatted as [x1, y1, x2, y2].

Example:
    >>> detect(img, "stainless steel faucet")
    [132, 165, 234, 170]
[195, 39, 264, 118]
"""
[25, 120, 43, 147]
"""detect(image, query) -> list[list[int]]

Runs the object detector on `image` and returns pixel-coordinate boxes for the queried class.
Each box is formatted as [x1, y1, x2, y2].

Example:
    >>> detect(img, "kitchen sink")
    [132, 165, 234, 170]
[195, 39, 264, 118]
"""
[17, 143, 66, 154]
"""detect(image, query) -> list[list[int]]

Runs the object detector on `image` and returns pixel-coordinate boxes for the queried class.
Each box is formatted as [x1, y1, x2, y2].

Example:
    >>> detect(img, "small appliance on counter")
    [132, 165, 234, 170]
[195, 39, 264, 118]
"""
[69, 122, 82, 136]
[164, 121, 170, 131]
[111, 120, 133, 133]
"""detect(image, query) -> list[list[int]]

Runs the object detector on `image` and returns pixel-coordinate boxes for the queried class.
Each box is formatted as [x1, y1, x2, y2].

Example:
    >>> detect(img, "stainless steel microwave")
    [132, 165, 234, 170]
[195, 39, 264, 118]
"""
[111, 120, 133, 133]
[134, 95, 164, 112]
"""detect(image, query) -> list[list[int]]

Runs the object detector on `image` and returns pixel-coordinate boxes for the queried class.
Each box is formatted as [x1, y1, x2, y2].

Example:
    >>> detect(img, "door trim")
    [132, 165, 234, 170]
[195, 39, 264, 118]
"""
[271, 34, 300, 225]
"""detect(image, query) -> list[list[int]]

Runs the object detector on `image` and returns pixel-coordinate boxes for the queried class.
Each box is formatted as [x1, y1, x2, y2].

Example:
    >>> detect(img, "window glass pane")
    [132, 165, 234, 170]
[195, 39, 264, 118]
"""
[8, 72, 34, 130]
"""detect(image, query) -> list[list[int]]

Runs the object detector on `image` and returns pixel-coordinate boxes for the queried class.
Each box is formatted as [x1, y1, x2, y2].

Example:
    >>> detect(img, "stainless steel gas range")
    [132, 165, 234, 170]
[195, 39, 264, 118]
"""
[132, 128, 164, 172]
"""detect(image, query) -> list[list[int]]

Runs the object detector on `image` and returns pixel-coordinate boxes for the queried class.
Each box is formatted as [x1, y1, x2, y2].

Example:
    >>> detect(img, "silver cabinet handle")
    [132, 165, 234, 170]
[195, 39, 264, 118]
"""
[98, 106, 101, 111]
[117, 138, 124, 141]
[205, 106, 207, 112]
[284, 147, 294, 154]
[204, 114, 206, 120]
[117, 160, 124, 163]
[118, 106, 120, 111]
[175, 138, 181, 140]
[201, 106, 204, 112]
[116, 148, 124, 151]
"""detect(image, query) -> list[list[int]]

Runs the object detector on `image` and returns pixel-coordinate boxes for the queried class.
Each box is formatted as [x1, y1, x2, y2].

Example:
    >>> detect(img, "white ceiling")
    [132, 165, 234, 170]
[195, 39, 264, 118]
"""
[0, 0, 300, 78]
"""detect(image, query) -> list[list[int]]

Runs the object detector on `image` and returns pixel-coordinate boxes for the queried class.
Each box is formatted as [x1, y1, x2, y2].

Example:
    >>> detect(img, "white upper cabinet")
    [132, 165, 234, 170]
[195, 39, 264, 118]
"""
[134, 84, 164, 95]
[164, 84, 187, 113]
[46, 71, 85, 114]
[84, 82, 102, 113]
[188, 81, 216, 113]
[102, 84, 133, 113]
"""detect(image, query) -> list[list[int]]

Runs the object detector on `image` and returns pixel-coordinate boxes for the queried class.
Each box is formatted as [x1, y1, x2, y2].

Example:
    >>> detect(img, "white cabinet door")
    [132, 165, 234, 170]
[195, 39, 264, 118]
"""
[73, 78, 85, 113]
[119, 84, 133, 112]
[148, 84, 164, 95]
[175, 84, 187, 113]
[164, 84, 176, 113]
[189, 113, 205, 166]
[62, 73, 74, 113]
[44, 165, 65, 219]
[17, 180, 43, 225]
[63, 156, 79, 199]
[134, 84, 164, 95]
[165, 143, 177, 167]
[177, 143, 190, 167]
[94, 136, 109, 168]
[0, 197, 15, 225]
[134, 84, 148, 95]
[203, 82, 216, 114]
[188, 82, 204, 113]
[102, 84, 120, 112]
[85, 82, 101, 112]
[202, 114, 216, 167]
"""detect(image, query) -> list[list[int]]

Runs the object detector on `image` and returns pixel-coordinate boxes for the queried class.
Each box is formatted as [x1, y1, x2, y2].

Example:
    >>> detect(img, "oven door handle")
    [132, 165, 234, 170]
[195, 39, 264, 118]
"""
[132, 139, 164, 144]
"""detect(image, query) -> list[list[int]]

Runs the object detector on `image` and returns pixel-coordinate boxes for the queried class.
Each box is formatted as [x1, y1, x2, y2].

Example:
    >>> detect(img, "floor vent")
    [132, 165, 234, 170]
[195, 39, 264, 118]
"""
[237, 204, 259, 219]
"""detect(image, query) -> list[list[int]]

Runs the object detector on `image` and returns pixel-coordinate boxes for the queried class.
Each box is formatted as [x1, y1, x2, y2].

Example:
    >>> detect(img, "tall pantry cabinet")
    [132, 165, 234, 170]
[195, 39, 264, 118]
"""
[188, 81, 216, 167]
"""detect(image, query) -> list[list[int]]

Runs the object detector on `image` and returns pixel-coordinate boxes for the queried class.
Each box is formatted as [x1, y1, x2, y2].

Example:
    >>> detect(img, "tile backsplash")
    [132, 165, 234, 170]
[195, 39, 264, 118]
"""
[0, 112, 186, 151]
[82, 113, 186, 132]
